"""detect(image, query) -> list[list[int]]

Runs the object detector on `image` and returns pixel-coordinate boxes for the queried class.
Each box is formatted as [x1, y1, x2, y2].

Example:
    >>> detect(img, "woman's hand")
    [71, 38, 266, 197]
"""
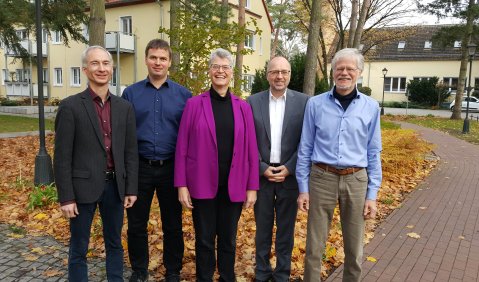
[178, 187, 193, 209]
[244, 190, 257, 209]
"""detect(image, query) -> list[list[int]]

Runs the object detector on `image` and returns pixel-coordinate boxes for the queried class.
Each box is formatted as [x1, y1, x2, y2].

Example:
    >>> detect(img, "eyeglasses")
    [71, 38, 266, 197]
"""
[334, 67, 358, 73]
[210, 64, 232, 71]
[268, 70, 291, 76]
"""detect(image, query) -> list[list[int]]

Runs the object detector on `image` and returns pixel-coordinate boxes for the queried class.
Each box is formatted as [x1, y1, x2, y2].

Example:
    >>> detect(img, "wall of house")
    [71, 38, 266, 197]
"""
[362, 60, 479, 104]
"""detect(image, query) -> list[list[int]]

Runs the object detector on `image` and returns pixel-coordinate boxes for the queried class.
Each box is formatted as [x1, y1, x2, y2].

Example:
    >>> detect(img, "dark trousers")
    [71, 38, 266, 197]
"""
[192, 186, 243, 282]
[254, 181, 298, 282]
[127, 160, 184, 277]
[68, 179, 124, 282]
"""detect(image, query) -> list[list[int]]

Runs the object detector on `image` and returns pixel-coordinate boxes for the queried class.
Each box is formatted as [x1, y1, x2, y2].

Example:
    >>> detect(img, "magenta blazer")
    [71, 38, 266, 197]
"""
[174, 91, 259, 202]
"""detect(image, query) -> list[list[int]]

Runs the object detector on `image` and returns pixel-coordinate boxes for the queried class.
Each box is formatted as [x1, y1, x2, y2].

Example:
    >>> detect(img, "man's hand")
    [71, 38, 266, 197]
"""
[244, 190, 257, 209]
[263, 165, 289, 182]
[124, 195, 137, 208]
[178, 187, 193, 209]
[60, 203, 79, 218]
[297, 192, 309, 212]
[363, 199, 377, 219]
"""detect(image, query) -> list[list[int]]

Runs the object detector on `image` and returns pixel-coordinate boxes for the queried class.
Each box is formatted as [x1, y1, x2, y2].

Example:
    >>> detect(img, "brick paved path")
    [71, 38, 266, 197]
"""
[327, 122, 479, 282]
[0, 223, 132, 281]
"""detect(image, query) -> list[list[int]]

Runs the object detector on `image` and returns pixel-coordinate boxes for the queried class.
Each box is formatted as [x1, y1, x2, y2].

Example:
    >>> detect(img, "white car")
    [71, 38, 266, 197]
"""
[450, 96, 479, 111]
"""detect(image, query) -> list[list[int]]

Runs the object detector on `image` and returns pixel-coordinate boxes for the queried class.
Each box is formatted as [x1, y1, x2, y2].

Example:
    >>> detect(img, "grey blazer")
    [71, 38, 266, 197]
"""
[247, 89, 309, 190]
[54, 89, 138, 204]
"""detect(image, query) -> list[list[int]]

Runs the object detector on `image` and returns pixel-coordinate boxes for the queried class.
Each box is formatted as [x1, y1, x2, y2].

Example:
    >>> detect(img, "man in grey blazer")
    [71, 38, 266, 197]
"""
[54, 46, 138, 281]
[247, 56, 309, 282]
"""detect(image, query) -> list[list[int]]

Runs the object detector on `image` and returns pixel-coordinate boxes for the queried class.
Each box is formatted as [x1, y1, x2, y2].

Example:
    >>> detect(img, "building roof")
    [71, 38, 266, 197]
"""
[365, 25, 463, 62]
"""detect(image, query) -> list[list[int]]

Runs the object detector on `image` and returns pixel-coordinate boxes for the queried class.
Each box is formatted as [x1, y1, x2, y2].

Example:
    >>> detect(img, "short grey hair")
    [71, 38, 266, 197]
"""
[331, 48, 364, 72]
[209, 48, 233, 67]
[81, 46, 113, 67]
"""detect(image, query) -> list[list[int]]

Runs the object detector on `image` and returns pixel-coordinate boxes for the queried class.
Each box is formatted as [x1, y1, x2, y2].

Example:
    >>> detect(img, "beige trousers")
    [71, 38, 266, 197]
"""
[303, 165, 368, 282]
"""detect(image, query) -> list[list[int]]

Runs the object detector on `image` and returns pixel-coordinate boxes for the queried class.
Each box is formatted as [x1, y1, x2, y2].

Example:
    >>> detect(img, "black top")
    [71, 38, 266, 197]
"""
[333, 87, 357, 111]
[210, 87, 234, 187]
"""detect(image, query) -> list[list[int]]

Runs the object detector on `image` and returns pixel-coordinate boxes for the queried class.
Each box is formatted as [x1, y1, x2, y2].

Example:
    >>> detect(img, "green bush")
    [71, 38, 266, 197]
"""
[358, 86, 372, 96]
[407, 77, 450, 107]
[0, 98, 21, 106]
[28, 183, 58, 210]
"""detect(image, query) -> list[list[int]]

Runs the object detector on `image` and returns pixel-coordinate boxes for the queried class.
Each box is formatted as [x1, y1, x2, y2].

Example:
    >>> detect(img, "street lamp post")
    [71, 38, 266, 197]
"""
[462, 43, 477, 134]
[381, 67, 388, 115]
[33, 0, 54, 185]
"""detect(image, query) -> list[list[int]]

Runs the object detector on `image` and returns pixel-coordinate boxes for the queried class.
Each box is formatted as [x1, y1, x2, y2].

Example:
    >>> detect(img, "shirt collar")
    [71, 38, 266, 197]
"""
[145, 76, 170, 89]
[88, 87, 110, 102]
[269, 89, 287, 101]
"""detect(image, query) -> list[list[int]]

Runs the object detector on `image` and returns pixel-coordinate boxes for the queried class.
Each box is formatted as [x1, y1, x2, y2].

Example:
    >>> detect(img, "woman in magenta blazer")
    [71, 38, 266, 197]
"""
[174, 48, 259, 282]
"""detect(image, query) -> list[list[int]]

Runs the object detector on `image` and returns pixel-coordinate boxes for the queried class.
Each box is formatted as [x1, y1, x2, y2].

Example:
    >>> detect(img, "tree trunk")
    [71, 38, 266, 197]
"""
[348, 0, 358, 47]
[270, 0, 286, 58]
[234, 0, 246, 94]
[170, 0, 180, 75]
[451, 0, 476, 119]
[220, 0, 229, 26]
[88, 0, 105, 46]
[352, 0, 370, 48]
[303, 0, 322, 96]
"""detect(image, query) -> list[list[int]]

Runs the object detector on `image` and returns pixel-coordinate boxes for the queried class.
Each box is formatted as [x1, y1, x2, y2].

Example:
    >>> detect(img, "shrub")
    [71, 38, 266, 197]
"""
[0, 98, 21, 106]
[358, 86, 372, 96]
[28, 183, 58, 210]
[407, 77, 450, 107]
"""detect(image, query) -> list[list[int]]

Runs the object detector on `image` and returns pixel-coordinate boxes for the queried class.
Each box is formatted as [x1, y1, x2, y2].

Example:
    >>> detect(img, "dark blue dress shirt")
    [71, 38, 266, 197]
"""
[122, 77, 192, 160]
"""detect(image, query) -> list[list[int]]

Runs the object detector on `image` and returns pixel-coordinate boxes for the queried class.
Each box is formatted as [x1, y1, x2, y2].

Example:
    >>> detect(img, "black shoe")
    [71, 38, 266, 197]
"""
[129, 271, 149, 282]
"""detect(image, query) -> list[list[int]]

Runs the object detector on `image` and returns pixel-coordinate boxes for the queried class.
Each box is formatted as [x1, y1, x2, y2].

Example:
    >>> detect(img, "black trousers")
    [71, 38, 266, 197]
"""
[192, 186, 243, 282]
[254, 181, 298, 282]
[127, 160, 184, 277]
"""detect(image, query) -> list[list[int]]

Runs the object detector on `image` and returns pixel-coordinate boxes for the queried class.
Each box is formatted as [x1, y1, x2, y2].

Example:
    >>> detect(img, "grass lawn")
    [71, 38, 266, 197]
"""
[0, 115, 54, 133]
[383, 114, 479, 144]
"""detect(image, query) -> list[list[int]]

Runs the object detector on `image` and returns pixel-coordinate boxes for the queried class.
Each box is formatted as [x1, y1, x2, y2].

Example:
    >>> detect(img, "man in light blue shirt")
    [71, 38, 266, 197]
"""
[296, 48, 382, 282]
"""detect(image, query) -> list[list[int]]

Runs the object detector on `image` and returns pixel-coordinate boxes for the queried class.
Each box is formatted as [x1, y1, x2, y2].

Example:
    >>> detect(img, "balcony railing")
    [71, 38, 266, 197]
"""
[5, 82, 49, 97]
[5, 40, 48, 57]
[105, 32, 135, 53]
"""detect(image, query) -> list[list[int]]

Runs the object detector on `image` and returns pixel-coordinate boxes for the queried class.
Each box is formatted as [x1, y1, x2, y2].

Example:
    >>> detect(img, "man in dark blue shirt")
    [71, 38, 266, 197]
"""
[122, 39, 192, 282]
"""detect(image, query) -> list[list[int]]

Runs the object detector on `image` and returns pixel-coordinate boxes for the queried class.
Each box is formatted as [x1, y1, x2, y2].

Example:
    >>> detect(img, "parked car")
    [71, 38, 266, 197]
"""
[450, 96, 479, 111]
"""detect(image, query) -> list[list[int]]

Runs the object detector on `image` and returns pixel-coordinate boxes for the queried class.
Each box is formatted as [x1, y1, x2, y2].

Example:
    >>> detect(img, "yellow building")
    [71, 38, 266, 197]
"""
[0, 0, 273, 100]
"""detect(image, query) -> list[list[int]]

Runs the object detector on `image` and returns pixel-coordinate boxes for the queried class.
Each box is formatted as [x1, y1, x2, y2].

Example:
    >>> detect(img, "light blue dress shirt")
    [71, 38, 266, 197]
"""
[296, 88, 382, 200]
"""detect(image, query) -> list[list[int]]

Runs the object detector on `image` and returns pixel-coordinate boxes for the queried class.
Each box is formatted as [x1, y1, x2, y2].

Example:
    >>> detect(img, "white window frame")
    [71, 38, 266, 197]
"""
[54, 68, 63, 86]
[398, 41, 406, 49]
[384, 77, 407, 93]
[120, 16, 132, 35]
[454, 41, 462, 48]
[52, 31, 62, 44]
[241, 74, 254, 92]
[42, 68, 48, 83]
[42, 28, 48, 43]
[16, 30, 28, 40]
[443, 77, 459, 93]
[1, 69, 7, 85]
[82, 24, 89, 42]
[110, 67, 117, 86]
[424, 41, 432, 49]
[16, 69, 29, 82]
[70, 67, 81, 87]
[259, 36, 263, 55]
[245, 0, 251, 9]
[245, 31, 255, 49]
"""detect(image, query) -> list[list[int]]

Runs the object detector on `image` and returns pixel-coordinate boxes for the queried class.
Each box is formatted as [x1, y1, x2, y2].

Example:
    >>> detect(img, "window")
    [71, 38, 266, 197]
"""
[42, 29, 48, 43]
[52, 31, 62, 44]
[111, 67, 117, 86]
[16, 30, 28, 40]
[245, 0, 251, 9]
[424, 41, 432, 49]
[54, 68, 63, 86]
[398, 41, 406, 49]
[475, 78, 479, 90]
[241, 74, 254, 92]
[82, 24, 89, 42]
[454, 41, 462, 48]
[16, 69, 29, 82]
[245, 32, 255, 49]
[443, 77, 459, 93]
[356, 77, 363, 89]
[384, 77, 407, 92]
[413, 77, 432, 81]
[1, 69, 7, 85]
[120, 16, 132, 35]
[71, 67, 81, 86]
[43, 68, 48, 83]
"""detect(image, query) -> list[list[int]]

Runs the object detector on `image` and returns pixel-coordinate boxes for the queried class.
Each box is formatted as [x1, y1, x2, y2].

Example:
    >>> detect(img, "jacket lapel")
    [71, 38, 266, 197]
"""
[260, 91, 271, 143]
[110, 95, 120, 146]
[231, 94, 241, 144]
[201, 92, 217, 147]
[81, 90, 105, 149]
[281, 89, 294, 138]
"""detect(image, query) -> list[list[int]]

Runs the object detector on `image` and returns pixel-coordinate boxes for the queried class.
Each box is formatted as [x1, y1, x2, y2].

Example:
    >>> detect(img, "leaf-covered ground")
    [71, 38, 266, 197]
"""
[0, 127, 437, 281]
